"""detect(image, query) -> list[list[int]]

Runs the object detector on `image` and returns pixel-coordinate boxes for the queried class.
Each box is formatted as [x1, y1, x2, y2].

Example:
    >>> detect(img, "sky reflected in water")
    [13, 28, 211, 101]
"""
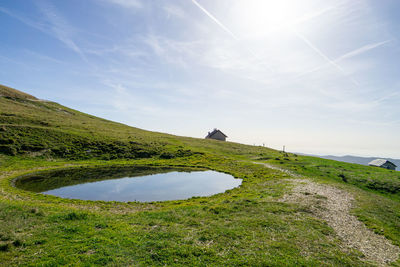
[42, 170, 242, 202]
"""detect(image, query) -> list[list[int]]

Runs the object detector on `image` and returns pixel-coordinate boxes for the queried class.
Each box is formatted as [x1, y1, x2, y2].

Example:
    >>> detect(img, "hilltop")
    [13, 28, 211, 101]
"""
[0, 84, 38, 100]
[1, 84, 400, 266]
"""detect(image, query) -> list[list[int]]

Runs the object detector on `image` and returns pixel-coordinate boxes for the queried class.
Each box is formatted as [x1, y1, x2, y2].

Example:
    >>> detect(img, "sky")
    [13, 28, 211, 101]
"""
[1, 0, 400, 158]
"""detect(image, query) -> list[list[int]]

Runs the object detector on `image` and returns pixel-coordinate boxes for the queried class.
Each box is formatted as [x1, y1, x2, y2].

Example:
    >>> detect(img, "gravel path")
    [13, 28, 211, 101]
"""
[255, 162, 400, 266]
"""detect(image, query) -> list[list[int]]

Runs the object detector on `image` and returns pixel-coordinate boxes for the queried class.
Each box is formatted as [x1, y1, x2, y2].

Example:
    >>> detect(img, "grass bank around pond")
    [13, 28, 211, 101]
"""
[1, 153, 400, 266]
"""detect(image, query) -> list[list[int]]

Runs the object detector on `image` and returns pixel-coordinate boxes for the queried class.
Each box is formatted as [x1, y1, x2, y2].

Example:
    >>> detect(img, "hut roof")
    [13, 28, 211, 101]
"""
[368, 159, 397, 167]
[206, 128, 227, 138]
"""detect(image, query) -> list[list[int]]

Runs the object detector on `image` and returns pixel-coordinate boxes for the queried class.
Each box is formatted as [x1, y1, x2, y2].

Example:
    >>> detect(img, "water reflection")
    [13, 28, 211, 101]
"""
[15, 166, 242, 202]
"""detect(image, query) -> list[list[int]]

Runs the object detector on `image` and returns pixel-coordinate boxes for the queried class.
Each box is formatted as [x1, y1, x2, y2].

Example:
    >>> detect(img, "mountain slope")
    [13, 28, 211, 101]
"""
[0, 84, 176, 159]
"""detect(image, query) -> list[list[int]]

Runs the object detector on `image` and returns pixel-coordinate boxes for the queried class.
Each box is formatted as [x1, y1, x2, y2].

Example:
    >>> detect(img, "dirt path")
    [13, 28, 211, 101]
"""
[254, 162, 303, 178]
[255, 162, 400, 266]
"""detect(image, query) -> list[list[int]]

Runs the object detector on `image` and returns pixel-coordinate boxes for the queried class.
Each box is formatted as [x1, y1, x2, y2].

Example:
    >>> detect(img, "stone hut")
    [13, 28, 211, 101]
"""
[368, 159, 397, 170]
[205, 128, 227, 141]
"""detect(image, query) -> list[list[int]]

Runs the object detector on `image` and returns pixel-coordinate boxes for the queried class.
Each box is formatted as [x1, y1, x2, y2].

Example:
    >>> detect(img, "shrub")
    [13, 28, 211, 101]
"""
[0, 243, 10, 251]
[338, 174, 347, 183]
[0, 145, 16, 155]
[64, 212, 88, 221]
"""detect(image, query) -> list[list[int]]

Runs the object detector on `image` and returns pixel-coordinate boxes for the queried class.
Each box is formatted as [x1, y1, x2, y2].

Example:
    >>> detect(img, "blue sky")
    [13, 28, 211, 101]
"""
[1, 0, 400, 157]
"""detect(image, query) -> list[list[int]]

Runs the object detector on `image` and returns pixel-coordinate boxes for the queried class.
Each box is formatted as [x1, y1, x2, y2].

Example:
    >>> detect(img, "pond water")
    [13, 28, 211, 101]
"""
[14, 166, 242, 202]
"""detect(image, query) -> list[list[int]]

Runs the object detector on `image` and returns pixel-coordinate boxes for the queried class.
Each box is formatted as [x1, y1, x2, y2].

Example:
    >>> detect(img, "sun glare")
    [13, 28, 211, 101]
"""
[232, 0, 314, 37]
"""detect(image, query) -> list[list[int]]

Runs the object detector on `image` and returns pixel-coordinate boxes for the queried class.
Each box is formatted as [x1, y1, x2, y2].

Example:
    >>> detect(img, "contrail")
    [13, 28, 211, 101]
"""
[292, 29, 359, 86]
[294, 39, 390, 81]
[336, 40, 390, 62]
[191, 0, 238, 40]
[191, 0, 273, 72]
[293, 6, 336, 26]
[293, 30, 346, 74]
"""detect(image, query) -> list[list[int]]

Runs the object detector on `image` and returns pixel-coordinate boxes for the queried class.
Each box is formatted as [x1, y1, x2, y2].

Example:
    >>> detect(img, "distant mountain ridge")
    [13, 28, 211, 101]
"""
[311, 154, 399, 171]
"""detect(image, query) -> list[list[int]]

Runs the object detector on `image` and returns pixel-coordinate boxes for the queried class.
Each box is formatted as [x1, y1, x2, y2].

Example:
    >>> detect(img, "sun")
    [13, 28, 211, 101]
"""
[231, 0, 314, 37]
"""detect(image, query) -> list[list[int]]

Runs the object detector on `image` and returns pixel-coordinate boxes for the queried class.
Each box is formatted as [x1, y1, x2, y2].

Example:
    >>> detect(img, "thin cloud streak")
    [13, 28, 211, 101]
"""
[191, 0, 238, 40]
[294, 39, 391, 79]
[293, 6, 336, 26]
[164, 4, 185, 19]
[292, 30, 349, 76]
[105, 0, 142, 9]
[35, 1, 88, 62]
[0, 7, 47, 32]
[23, 49, 66, 64]
[336, 40, 391, 62]
[0, 5, 87, 62]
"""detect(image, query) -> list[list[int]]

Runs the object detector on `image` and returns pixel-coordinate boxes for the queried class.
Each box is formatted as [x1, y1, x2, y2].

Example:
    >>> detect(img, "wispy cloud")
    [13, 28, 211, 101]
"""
[336, 40, 390, 62]
[374, 91, 400, 104]
[164, 4, 185, 19]
[0, 7, 47, 32]
[0, 4, 87, 61]
[104, 0, 142, 9]
[35, 1, 87, 61]
[142, 34, 194, 69]
[23, 49, 65, 65]
[0, 54, 37, 70]
[103, 82, 157, 113]
[292, 6, 336, 26]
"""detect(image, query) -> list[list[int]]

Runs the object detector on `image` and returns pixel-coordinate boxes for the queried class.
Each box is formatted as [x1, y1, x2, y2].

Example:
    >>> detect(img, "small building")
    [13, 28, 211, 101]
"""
[368, 159, 397, 170]
[205, 128, 227, 141]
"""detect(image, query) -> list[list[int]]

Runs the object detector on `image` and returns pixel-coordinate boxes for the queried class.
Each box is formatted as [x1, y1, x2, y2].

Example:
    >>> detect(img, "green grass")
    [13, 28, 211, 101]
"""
[0, 157, 369, 266]
[257, 154, 400, 253]
[0, 84, 399, 266]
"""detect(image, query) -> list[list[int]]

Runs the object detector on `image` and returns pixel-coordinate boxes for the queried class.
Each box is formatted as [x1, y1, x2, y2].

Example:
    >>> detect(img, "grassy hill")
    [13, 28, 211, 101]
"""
[1, 84, 400, 266]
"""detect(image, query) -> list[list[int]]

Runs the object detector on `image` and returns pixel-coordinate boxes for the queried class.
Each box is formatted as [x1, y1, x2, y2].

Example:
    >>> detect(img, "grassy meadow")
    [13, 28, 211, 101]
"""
[1, 85, 400, 266]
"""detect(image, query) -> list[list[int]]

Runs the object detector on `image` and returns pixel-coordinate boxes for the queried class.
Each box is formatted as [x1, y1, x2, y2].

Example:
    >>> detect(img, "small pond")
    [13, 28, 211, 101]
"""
[14, 166, 242, 202]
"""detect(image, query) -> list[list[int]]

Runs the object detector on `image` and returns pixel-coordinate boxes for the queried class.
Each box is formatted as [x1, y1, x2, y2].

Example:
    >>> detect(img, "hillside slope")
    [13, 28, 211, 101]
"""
[0, 84, 182, 159]
[0, 84, 37, 100]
